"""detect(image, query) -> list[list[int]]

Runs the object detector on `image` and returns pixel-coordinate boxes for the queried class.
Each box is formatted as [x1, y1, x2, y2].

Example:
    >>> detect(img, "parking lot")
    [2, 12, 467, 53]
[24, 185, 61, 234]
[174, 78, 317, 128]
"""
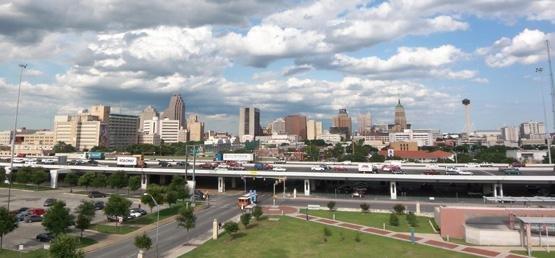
[0, 188, 144, 251]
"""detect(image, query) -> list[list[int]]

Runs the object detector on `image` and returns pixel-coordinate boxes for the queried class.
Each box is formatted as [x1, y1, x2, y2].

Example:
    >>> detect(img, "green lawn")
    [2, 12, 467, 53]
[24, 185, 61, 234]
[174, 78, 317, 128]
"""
[181, 216, 476, 258]
[93, 224, 139, 234]
[301, 209, 436, 234]
[125, 204, 183, 225]
[78, 237, 98, 247]
[0, 249, 47, 258]
[512, 250, 555, 258]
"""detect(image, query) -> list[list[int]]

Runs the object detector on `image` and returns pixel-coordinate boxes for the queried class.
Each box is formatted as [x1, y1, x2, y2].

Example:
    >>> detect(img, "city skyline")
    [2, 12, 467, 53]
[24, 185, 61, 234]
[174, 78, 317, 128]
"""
[0, 1, 554, 134]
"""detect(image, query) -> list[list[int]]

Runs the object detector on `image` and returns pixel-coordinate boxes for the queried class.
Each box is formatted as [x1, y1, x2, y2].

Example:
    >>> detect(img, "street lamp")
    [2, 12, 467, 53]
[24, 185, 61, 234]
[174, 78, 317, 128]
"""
[7, 64, 27, 211]
[537, 67, 552, 164]
[143, 193, 160, 258]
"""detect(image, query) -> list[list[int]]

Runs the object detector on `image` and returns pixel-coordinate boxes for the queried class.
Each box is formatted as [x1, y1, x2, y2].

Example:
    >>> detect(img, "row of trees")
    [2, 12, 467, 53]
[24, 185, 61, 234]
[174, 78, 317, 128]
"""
[62, 171, 141, 194]
[140, 176, 190, 212]
[223, 206, 263, 239]
[53, 141, 205, 155]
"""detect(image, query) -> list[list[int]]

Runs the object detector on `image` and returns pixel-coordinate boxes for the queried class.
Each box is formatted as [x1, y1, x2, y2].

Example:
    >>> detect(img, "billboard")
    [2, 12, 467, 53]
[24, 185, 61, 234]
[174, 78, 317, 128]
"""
[117, 156, 138, 166]
[223, 153, 254, 162]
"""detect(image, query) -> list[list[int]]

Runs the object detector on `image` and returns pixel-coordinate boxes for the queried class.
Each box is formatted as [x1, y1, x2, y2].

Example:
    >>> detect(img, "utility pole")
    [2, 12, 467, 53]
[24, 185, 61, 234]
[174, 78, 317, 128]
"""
[537, 67, 552, 164]
[546, 40, 555, 164]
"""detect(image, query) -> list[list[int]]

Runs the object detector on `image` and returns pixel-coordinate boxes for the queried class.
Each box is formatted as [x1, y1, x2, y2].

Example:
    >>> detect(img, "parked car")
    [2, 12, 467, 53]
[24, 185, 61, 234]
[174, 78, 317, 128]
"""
[88, 191, 107, 198]
[128, 208, 147, 218]
[36, 232, 54, 242]
[94, 201, 105, 210]
[16, 211, 29, 221]
[272, 167, 287, 172]
[500, 168, 521, 175]
[43, 198, 56, 207]
[24, 214, 43, 223]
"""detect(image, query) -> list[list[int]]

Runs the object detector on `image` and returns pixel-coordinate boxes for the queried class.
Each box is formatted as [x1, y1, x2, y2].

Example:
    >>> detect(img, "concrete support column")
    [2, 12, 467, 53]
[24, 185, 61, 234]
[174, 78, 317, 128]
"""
[218, 177, 225, 193]
[493, 184, 498, 198]
[141, 174, 149, 190]
[415, 202, 421, 215]
[212, 219, 218, 240]
[304, 179, 310, 196]
[390, 181, 397, 200]
[49, 170, 59, 189]
[4, 167, 11, 184]
[499, 183, 504, 198]
[231, 177, 237, 188]
[526, 223, 532, 256]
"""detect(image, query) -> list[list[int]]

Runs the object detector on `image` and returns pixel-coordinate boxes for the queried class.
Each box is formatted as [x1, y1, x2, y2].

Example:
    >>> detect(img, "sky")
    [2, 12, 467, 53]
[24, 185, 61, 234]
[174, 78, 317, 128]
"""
[0, 0, 554, 135]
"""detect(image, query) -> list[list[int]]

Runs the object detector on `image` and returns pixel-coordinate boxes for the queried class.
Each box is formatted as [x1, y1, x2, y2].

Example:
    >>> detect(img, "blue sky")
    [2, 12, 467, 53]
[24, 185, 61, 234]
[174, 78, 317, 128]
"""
[0, 0, 554, 134]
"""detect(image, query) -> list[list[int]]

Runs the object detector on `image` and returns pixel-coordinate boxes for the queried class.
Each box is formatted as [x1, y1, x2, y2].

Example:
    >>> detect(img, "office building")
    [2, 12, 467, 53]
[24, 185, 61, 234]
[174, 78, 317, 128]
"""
[238, 107, 262, 142]
[519, 121, 545, 140]
[108, 114, 139, 149]
[159, 119, 181, 143]
[501, 127, 519, 142]
[161, 94, 186, 128]
[270, 118, 286, 135]
[0, 131, 13, 146]
[54, 110, 107, 150]
[139, 105, 159, 131]
[389, 129, 434, 147]
[391, 99, 408, 132]
[332, 109, 352, 139]
[90, 105, 110, 123]
[357, 112, 372, 136]
[306, 120, 323, 140]
[188, 114, 205, 142]
[284, 114, 307, 140]
[138, 132, 161, 145]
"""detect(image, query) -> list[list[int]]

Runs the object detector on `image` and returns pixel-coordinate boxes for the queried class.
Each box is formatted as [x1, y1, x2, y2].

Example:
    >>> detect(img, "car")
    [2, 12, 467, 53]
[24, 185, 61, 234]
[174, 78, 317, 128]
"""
[480, 162, 493, 167]
[43, 198, 56, 207]
[24, 214, 43, 223]
[500, 168, 521, 175]
[159, 161, 172, 167]
[175, 161, 190, 167]
[445, 166, 461, 175]
[334, 166, 348, 171]
[88, 191, 107, 198]
[107, 215, 126, 222]
[464, 163, 479, 168]
[36, 232, 54, 242]
[16, 211, 29, 221]
[272, 167, 287, 172]
[511, 162, 526, 168]
[128, 208, 147, 218]
[423, 170, 440, 175]
[94, 201, 105, 210]
[310, 166, 326, 171]
[458, 170, 474, 175]
[351, 191, 363, 198]
[16, 207, 29, 214]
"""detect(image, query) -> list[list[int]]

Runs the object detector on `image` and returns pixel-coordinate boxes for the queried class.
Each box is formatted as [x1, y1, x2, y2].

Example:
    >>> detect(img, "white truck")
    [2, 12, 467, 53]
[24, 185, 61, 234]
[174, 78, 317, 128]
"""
[116, 155, 145, 168]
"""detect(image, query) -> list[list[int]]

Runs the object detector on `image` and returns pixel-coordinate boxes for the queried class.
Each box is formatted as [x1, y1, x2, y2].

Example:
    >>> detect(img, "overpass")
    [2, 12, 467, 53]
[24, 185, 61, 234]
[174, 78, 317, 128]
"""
[2, 162, 555, 200]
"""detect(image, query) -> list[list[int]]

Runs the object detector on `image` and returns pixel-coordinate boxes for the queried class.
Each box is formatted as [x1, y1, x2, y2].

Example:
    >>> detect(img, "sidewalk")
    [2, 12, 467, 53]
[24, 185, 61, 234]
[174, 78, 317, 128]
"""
[289, 212, 528, 258]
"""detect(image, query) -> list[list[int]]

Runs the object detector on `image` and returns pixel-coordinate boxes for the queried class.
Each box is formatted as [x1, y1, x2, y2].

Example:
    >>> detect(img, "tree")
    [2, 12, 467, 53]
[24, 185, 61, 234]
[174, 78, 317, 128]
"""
[134, 233, 152, 256]
[223, 222, 239, 238]
[64, 173, 79, 193]
[75, 201, 95, 238]
[360, 203, 370, 213]
[30, 169, 49, 190]
[176, 206, 196, 232]
[389, 213, 399, 226]
[52, 141, 77, 153]
[91, 173, 107, 189]
[327, 201, 336, 211]
[393, 204, 405, 215]
[78, 172, 96, 189]
[0, 207, 17, 249]
[42, 200, 75, 236]
[406, 211, 418, 227]
[14, 167, 32, 184]
[304, 145, 321, 161]
[369, 154, 385, 162]
[168, 175, 189, 201]
[49, 234, 84, 258]
[166, 191, 177, 207]
[105, 194, 132, 230]
[108, 171, 128, 192]
[141, 184, 165, 212]
[240, 213, 251, 228]
[0, 167, 6, 183]
[128, 175, 141, 195]
[252, 206, 263, 220]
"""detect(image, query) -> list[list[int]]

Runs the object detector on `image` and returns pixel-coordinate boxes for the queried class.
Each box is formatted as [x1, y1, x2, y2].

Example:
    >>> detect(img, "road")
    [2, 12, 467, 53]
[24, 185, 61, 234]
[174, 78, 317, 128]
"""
[86, 193, 257, 258]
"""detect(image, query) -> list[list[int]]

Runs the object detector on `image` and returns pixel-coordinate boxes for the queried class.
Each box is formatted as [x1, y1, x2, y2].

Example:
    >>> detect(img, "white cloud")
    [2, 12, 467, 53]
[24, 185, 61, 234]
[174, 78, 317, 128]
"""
[478, 28, 555, 67]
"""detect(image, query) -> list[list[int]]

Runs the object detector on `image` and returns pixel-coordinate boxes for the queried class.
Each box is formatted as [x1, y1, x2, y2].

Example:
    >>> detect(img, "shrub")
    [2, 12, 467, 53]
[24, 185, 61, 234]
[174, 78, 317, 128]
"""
[389, 213, 399, 226]
[224, 222, 239, 238]
[240, 213, 252, 228]
[355, 233, 361, 242]
[327, 201, 336, 211]
[393, 204, 405, 215]
[360, 203, 370, 213]
[252, 206, 263, 220]
[323, 227, 332, 237]
[407, 211, 418, 227]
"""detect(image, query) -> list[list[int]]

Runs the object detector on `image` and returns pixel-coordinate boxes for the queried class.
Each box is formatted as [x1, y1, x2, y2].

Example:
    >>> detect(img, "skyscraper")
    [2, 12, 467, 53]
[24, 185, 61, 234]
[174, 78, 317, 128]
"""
[161, 94, 186, 128]
[238, 107, 262, 142]
[307, 120, 323, 140]
[270, 118, 286, 135]
[285, 114, 307, 140]
[357, 112, 372, 136]
[332, 109, 352, 139]
[392, 99, 407, 132]
[108, 114, 139, 149]
[139, 105, 159, 131]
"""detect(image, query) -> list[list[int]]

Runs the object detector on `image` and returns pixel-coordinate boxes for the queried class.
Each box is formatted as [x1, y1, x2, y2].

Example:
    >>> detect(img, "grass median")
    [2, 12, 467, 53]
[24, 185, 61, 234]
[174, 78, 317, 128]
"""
[300, 209, 436, 234]
[181, 216, 475, 258]
[124, 202, 200, 225]
[93, 224, 139, 234]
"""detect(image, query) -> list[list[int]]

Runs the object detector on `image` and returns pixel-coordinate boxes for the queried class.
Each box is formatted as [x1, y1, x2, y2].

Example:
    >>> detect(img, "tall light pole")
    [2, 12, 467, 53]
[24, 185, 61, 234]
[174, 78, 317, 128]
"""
[537, 67, 552, 164]
[7, 64, 27, 211]
[143, 193, 159, 258]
